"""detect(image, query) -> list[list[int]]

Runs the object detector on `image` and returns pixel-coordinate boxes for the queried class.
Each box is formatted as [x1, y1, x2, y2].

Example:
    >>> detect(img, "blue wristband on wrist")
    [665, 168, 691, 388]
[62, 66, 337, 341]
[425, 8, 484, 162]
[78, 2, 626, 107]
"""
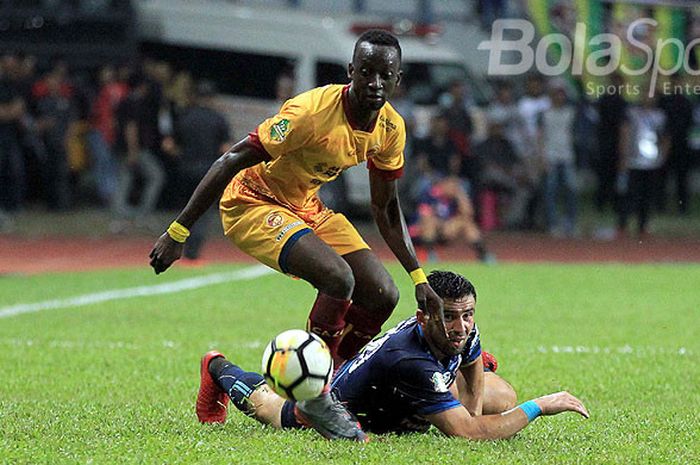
[519, 400, 542, 422]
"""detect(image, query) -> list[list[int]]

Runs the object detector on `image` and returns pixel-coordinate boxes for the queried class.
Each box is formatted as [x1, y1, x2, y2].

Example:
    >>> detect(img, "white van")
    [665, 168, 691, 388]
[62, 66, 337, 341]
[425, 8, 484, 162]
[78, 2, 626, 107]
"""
[135, 0, 486, 213]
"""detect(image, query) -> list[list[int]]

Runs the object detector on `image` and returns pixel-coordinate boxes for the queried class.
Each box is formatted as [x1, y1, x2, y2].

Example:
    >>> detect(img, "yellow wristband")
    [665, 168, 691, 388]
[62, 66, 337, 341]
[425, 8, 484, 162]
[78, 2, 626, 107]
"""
[410, 268, 428, 286]
[167, 221, 190, 243]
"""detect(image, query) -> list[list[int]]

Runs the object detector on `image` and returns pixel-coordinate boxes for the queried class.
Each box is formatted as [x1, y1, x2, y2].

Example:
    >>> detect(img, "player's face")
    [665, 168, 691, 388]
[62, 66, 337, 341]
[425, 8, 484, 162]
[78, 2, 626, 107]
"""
[348, 42, 402, 111]
[425, 294, 476, 357]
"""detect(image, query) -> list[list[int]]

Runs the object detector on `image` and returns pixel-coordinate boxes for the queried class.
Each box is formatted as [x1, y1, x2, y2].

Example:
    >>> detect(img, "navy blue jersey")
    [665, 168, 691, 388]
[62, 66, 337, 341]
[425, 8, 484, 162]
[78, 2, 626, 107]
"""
[331, 317, 481, 434]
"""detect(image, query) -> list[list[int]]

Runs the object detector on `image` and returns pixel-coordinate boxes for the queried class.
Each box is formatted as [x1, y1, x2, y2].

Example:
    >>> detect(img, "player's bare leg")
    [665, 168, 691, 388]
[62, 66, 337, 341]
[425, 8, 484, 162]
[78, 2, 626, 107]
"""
[284, 233, 355, 359]
[444, 213, 493, 263]
[482, 372, 517, 414]
[246, 384, 286, 428]
[452, 370, 517, 416]
[417, 208, 440, 259]
[336, 249, 399, 362]
[203, 353, 367, 441]
[275, 235, 370, 441]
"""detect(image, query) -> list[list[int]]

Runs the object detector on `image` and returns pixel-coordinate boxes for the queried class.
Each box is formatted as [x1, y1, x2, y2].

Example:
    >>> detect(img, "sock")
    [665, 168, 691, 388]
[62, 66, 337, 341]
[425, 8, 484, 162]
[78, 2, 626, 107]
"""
[209, 357, 264, 414]
[307, 293, 351, 360]
[337, 303, 392, 361]
[280, 400, 303, 429]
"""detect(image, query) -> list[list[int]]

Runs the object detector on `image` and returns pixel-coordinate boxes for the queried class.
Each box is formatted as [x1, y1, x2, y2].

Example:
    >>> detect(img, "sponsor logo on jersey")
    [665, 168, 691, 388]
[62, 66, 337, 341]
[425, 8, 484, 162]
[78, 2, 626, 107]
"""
[265, 212, 284, 228]
[275, 221, 303, 242]
[431, 371, 450, 393]
[270, 119, 290, 142]
[379, 115, 396, 131]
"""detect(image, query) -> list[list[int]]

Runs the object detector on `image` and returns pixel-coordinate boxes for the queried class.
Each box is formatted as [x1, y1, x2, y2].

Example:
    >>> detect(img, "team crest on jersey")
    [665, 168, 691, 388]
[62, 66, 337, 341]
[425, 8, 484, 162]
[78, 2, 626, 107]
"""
[270, 119, 290, 142]
[431, 372, 450, 393]
[265, 212, 284, 228]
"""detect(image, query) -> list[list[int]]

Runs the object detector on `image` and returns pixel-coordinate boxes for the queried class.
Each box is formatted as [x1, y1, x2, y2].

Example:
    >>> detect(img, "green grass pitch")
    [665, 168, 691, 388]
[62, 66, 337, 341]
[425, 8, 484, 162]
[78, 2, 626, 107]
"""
[0, 263, 698, 464]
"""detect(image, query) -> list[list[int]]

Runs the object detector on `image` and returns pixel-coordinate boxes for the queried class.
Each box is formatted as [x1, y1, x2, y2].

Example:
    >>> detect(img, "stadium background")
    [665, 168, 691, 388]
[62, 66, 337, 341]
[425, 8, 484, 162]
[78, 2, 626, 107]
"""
[1, 2, 699, 464]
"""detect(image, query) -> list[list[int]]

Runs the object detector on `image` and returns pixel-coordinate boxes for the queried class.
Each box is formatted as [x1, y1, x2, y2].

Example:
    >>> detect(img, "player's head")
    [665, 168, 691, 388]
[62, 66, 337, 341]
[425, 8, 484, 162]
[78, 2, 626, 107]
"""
[418, 271, 477, 357]
[348, 29, 402, 111]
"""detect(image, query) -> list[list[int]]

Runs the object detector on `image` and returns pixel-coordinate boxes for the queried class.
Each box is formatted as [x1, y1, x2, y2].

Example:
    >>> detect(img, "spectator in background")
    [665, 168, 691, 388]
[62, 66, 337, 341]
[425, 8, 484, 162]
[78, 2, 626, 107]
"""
[658, 73, 693, 215]
[409, 177, 494, 263]
[88, 64, 129, 206]
[439, 80, 477, 189]
[111, 73, 166, 232]
[538, 81, 577, 237]
[275, 73, 296, 103]
[412, 112, 461, 200]
[617, 93, 669, 238]
[0, 53, 27, 227]
[595, 73, 627, 213]
[16, 54, 47, 207]
[411, 112, 493, 262]
[167, 80, 232, 262]
[487, 81, 528, 160]
[477, 0, 506, 31]
[474, 119, 531, 230]
[31, 57, 73, 102]
[389, 83, 417, 208]
[34, 68, 76, 210]
[518, 74, 550, 230]
[167, 70, 194, 112]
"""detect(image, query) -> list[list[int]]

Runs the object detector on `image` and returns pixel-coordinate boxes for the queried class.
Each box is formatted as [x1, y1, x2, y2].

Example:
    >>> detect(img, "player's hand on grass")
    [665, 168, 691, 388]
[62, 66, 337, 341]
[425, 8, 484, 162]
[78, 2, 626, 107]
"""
[415, 283, 445, 332]
[534, 391, 589, 419]
[149, 233, 184, 274]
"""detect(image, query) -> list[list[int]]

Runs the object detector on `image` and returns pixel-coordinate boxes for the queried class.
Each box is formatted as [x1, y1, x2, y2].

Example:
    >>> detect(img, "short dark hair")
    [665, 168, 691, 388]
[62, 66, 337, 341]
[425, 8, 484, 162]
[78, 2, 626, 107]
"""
[427, 271, 477, 301]
[353, 29, 402, 62]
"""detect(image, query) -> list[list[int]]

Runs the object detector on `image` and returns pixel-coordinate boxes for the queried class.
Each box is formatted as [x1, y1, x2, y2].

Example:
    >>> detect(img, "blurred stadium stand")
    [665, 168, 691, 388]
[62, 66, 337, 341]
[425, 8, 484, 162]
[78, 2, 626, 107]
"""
[0, 0, 137, 68]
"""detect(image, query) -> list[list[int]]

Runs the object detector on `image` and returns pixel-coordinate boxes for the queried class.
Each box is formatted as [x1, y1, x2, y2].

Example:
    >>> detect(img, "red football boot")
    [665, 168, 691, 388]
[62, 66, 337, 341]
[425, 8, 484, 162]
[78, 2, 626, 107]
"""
[196, 351, 229, 423]
[482, 351, 498, 372]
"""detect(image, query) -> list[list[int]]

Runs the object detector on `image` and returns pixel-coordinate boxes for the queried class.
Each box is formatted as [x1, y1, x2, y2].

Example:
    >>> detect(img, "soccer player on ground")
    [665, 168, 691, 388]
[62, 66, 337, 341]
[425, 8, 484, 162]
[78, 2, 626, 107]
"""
[196, 271, 589, 440]
[149, 29, 443, 441]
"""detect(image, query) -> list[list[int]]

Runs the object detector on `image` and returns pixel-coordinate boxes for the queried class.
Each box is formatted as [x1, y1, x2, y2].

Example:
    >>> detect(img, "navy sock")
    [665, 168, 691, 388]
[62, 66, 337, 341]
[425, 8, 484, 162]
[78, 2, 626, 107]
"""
[280, 400, 302, 429]
[209, 358, 264, 413]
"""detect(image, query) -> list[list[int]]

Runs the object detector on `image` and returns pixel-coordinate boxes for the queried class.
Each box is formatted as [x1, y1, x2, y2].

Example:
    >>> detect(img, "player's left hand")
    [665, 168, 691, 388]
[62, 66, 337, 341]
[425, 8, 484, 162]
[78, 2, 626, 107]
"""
[149, 233, 184, 274]
[416, 283, 445, 333]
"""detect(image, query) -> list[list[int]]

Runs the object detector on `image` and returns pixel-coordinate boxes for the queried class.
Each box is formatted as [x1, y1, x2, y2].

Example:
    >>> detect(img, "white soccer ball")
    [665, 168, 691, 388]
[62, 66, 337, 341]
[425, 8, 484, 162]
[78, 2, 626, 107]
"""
[261, 329, 333, 401]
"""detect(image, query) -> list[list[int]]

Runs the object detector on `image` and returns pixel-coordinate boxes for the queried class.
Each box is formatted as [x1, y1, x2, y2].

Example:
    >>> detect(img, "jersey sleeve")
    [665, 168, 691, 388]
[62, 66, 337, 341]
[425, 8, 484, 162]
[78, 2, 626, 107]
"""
[368, 113, 405, 180]
[461, 323, 482, 366]
[256, 99, 314, 160]
[393, 358, 461, 416]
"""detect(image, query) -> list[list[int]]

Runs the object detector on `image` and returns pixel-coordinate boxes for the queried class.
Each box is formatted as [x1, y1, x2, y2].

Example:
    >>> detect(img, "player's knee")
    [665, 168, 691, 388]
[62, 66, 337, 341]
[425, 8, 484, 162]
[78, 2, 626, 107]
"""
[317, 260, 355, 298]
[376, 279, 399, 316]
[485, 379, 518, 414]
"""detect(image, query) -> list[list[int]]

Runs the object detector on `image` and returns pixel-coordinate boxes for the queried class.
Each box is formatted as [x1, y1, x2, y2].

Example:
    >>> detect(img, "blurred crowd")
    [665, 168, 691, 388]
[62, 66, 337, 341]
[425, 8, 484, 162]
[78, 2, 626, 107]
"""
[1, 51, 698, 247]
[0, 53, 232, 245]
[398, 73, 699, 246]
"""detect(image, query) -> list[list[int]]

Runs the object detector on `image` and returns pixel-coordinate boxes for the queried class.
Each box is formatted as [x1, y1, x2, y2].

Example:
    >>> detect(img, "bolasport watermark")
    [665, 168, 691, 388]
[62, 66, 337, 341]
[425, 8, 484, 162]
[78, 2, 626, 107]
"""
[478, 18, 700, 98]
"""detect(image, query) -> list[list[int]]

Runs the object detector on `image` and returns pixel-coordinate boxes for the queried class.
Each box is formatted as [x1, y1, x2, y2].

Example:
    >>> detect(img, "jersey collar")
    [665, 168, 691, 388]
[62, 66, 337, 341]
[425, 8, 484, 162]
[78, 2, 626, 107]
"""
[341, 84, 379, 133]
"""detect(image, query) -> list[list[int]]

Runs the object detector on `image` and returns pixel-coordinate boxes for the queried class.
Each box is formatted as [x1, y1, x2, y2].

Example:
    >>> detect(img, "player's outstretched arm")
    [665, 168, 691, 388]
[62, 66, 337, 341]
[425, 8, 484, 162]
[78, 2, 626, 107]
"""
[149, 138, 269, 274]
[425, 391, 589, 440]
[368, 171, 443, 321]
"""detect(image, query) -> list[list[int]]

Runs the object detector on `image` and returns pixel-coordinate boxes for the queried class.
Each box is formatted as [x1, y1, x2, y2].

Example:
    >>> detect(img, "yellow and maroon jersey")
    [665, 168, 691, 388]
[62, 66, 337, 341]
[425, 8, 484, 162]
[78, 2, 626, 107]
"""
[224, 84, 406, 212]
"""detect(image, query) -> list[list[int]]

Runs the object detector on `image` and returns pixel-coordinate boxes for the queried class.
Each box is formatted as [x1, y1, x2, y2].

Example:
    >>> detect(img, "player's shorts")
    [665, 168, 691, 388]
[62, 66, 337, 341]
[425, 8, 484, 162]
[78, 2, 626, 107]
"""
[220, 179, 369, 273]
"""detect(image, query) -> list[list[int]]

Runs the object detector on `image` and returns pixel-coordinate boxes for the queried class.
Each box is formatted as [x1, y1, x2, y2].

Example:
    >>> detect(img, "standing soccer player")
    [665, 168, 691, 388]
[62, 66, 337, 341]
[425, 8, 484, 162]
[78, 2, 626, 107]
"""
[149, 30, 442, 440]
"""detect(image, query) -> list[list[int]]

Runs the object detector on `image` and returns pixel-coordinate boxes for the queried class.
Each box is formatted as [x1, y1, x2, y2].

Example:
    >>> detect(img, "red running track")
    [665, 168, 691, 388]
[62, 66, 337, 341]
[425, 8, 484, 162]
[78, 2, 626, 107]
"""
[2, 233, 699, 275]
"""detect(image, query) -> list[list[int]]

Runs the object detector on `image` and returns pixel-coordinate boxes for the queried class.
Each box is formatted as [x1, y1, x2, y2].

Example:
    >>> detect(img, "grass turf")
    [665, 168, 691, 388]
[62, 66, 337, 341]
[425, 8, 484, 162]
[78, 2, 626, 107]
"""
[0, 263, 698, 464]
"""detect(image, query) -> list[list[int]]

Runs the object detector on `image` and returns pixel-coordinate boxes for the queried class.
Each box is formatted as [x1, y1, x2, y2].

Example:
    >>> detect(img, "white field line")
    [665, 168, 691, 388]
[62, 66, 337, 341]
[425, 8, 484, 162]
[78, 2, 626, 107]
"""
[0, 265, 274, 319]
[0, 338, 692, 357]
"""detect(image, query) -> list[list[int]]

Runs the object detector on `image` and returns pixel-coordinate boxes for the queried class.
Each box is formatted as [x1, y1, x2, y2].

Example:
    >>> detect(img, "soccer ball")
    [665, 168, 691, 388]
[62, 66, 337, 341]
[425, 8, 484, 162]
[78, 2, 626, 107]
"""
[261, 329, 333, 401]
